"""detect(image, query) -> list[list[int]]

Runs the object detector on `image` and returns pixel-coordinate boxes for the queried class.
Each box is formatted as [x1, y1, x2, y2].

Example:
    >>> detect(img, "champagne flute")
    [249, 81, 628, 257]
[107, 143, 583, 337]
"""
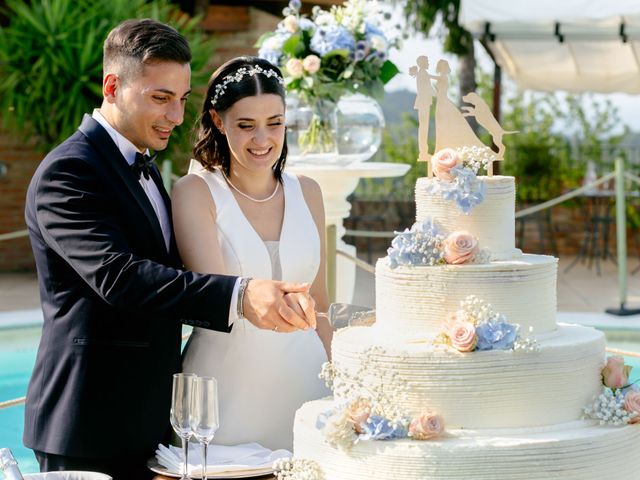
[190, 376, 219, 480]
[170, 373, 196, 480]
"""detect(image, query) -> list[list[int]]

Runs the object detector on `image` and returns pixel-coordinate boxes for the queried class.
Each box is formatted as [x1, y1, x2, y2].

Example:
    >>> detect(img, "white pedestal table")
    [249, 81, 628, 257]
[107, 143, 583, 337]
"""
[286, 161, 410, 303]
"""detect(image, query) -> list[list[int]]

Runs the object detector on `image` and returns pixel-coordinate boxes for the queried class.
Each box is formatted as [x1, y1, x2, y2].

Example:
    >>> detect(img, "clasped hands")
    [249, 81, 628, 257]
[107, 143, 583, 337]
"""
[241, 278, 317, 333]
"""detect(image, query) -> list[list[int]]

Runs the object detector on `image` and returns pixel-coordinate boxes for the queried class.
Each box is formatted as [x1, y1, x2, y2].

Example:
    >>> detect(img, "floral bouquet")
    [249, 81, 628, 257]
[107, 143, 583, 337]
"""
[257, 0, 400, 156]
[436, 295, 537, 353]
[584, 356, 640, 425]
[386, 218, 489, 269]
[425, 147, 495, 214]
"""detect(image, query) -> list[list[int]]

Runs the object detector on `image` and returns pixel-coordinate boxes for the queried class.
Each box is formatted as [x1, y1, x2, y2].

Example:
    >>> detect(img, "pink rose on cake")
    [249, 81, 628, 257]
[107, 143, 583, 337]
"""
[602, 356, 632, 389]
[408, 413, 444, 440]
[444, 310, 470, 330]
[346, 397, 372, 434]
[448, 320, 477, 352]
[624, 391, 640, 424]
[432, 148, 460, 182]
[443, 231, 479, 265]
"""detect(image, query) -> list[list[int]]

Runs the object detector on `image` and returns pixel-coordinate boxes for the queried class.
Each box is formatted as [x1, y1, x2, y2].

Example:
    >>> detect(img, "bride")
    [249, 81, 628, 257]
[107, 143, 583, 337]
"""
[172, 57, 332, 450]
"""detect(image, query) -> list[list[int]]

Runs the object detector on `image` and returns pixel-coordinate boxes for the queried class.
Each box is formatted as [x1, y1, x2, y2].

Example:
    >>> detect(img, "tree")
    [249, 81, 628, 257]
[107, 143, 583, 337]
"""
[0, 0, 215, 167]
[400, 0, 476, 111]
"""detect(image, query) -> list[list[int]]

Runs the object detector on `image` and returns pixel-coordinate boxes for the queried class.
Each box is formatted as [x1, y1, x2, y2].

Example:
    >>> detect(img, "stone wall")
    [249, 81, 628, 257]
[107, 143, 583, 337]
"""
[0, 127, 42, 271]
[203, 6, 279, 67]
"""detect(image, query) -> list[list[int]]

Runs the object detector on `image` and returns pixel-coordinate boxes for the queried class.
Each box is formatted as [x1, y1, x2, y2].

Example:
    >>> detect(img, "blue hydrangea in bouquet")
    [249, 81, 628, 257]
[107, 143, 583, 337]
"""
[257, 0, 401, 155]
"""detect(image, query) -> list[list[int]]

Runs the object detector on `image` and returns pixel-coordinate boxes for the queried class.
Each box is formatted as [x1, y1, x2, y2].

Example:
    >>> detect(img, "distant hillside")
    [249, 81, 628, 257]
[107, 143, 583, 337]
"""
[381, 89, 417, 126]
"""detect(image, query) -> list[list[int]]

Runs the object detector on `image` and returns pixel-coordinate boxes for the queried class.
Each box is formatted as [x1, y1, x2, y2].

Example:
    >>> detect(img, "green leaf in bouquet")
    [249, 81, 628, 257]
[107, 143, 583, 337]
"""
[282, 31, 306, 57]
[380, 60, 400, 84]
[322, 49, 350, 61]
[254, 31, 275, 48]
[302, 76, 314, 89]
[363, 79, 385, 101]
[342, 64, 354, 79]
[286, 77, 302, 89]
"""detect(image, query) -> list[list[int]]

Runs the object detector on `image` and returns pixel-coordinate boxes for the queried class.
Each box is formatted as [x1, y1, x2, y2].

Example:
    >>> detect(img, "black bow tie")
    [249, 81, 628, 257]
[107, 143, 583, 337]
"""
[131, 152, 156, 180]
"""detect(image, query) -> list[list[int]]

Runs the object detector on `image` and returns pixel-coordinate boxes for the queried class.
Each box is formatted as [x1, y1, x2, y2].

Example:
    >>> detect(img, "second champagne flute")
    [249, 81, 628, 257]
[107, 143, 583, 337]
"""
[190, 376, 219, 480]
[170, 373, 196, 480]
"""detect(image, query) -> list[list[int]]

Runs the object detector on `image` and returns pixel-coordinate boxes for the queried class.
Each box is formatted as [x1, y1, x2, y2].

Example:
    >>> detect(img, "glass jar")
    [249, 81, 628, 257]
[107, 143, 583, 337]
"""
[336, 93, 385, 163]
[286, 93, 385, 165]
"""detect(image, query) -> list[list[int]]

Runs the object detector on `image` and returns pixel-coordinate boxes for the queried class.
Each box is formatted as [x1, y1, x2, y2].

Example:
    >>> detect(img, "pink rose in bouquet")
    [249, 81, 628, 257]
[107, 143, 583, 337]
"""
[624, 391, 640, 424]
[443, 231, 479, 265]
[602, 356, 631, 389]
[302, 54, 321, 74]
[409, 413, 444, 440]
[449, 320, 477, 352]
[432, 148, 460, 182]
[286, 58, 304, 78]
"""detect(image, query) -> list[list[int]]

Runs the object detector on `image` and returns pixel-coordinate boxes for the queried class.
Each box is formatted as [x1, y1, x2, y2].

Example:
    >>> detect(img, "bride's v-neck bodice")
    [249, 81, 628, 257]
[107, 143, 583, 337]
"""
[187, 161, 320, 284]
[181, 160, 329, 450]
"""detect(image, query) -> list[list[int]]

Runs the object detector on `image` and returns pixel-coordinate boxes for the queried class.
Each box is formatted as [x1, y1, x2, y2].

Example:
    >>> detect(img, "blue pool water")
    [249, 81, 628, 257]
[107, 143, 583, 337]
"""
[0, 327, 40, 473]
[2, 326, 640, 474]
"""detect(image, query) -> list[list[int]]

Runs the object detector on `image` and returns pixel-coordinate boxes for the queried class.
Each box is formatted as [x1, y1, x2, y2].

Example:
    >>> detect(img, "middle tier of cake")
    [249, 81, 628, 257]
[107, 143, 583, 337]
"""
[376, 253, 558, 335]
[331, 323, 605, 429]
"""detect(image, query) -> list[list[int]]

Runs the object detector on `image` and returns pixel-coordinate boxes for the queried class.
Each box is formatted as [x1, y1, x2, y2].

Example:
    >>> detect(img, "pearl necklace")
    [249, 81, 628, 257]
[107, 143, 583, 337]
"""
[222, 172, 279, 203]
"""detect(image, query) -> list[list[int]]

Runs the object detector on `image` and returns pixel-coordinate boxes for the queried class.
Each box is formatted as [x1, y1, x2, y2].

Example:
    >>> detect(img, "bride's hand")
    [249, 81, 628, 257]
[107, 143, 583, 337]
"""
[283, 292, 317, 330]
[242, 279, 314, 332]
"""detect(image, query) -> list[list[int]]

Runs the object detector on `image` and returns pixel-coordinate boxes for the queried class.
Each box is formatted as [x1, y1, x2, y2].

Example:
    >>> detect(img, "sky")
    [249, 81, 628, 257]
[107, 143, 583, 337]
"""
[385, 30, 640, 133]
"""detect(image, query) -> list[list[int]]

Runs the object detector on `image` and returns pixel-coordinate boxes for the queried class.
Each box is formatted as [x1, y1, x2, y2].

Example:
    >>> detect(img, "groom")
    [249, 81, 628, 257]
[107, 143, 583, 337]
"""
[24, 19, 314, 479]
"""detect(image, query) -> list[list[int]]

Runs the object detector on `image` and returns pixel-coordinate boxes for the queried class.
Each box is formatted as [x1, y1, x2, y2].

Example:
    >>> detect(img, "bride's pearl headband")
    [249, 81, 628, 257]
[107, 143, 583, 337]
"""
[210, 65, 284, 107]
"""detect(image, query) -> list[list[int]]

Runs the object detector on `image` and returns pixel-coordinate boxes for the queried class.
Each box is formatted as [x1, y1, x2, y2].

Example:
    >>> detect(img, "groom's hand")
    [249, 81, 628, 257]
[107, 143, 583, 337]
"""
[242, 279, 314, 332]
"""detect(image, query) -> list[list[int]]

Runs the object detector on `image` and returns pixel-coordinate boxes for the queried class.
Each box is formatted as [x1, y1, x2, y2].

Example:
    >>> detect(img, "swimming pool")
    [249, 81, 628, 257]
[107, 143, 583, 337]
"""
[2, 325, 640, 474]
[0, 326, 39, 473]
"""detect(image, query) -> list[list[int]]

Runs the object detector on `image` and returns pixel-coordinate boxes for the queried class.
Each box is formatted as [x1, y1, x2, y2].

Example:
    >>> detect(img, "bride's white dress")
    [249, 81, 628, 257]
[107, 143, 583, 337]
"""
[181, 161, 330, 450]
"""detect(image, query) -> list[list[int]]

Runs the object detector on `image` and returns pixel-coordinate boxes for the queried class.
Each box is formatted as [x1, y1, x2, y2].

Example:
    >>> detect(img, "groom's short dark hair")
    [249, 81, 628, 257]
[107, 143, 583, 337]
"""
[103, 19, 191, 83]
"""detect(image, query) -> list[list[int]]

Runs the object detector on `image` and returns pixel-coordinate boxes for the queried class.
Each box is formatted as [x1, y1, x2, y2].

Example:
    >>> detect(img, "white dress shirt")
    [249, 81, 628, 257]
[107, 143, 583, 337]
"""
[92, 109, 240, 326]
[92, 109, 171, 250]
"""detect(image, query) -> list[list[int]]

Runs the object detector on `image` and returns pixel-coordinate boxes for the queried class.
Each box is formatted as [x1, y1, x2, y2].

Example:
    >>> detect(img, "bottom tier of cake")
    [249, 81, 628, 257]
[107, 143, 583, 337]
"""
[294, 399, 640, 480]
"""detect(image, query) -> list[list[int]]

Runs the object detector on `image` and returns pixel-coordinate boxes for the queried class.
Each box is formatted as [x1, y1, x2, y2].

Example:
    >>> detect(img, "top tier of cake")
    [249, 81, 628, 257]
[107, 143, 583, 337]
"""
[415, 175, 521, 260]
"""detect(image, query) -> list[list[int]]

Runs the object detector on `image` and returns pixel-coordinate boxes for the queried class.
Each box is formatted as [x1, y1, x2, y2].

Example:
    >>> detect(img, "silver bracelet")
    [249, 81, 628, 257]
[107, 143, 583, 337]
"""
[236, 277, 252, 319]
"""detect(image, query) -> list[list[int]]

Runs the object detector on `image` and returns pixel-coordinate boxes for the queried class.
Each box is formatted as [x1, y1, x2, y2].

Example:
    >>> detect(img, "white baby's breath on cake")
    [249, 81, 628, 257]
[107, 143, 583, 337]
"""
[273, 458, 324, 480]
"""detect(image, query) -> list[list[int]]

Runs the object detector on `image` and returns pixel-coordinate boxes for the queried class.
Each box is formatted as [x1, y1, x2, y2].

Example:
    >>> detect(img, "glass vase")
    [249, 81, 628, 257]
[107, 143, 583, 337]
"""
[286, 95, 339, 164]
[336, 94, 385, 163]
[286, 93, 385, 166]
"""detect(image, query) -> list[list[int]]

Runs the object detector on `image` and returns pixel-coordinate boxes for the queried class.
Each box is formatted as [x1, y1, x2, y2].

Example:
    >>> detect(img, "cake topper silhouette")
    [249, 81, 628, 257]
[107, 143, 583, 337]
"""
[412, 56, 517, 177]
[409, 55, 438, 176]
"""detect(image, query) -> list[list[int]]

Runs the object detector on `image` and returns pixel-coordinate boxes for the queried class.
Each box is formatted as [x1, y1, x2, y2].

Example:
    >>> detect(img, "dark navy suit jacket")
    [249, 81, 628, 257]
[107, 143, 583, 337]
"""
[23, 114, 235, 459]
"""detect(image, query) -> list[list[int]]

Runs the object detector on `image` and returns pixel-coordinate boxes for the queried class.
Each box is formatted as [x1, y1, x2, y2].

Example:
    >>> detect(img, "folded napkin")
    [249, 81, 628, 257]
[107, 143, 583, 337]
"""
[155, 442, 291, 475]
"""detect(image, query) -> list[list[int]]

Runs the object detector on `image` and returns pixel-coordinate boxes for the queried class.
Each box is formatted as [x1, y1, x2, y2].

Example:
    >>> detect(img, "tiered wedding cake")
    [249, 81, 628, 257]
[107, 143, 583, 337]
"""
[287, 66, 640, 478]
[291, 171, 640, 479]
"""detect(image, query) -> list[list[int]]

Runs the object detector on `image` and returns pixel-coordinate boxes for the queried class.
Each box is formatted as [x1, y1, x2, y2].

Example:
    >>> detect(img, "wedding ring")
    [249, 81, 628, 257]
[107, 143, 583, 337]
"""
[273, 325, 279, 332]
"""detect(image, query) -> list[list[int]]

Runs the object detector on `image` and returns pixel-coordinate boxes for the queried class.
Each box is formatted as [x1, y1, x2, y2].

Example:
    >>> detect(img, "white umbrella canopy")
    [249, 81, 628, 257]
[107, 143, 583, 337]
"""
[459, 0, 640, 93]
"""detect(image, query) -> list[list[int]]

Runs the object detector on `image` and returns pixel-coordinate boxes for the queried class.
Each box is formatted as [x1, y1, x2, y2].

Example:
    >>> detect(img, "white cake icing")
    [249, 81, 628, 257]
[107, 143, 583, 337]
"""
[331, 323, 604, 429]
[295, 399, 640, 480]
[416, 175, 521, 260]
[376, 253, 558, 335]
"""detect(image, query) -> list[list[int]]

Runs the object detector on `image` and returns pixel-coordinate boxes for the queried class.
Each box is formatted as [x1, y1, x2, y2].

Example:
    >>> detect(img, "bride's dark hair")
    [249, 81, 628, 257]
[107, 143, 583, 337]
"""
[193, 56, 287, 181]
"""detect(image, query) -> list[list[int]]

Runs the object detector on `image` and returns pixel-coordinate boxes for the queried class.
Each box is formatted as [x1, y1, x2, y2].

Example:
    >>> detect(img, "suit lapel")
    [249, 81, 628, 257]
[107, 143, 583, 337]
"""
[78, 114, 167, 255]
